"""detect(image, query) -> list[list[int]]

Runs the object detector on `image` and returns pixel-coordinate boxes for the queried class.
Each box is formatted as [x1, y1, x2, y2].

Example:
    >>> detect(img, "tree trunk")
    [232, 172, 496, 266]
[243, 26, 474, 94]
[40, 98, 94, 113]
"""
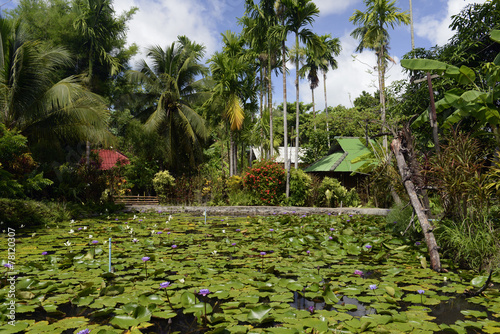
[294, 33, 300, 170]
[229, 131, 234, 177]
[323, 71, 330, 147]
[426, 72, 440, 153]
[260, 65, 264, 159]
[268, 44, 274, 158]
[311, 87, 316, 131]
[378, 44, 387, 150]
[282, 39, 289, 198]
[391, 136, 441, 272]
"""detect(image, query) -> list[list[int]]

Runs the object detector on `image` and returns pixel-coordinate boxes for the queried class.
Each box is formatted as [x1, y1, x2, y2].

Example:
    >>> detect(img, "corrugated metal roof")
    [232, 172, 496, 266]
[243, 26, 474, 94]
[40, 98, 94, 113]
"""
[252, 147, 306, 164]
[304, 152, 345, 172]
[334, 138, 371, 172]
[304, 138, 371, 173]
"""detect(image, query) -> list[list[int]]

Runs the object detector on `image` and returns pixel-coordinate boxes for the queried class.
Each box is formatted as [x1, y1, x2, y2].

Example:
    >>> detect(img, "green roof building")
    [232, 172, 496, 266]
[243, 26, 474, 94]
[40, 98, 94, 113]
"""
[304, 137, 373, 188]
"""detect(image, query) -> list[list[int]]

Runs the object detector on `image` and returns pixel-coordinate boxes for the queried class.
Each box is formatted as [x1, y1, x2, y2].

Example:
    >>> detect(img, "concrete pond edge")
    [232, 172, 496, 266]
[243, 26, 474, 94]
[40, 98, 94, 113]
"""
[123, 205, 391, 217]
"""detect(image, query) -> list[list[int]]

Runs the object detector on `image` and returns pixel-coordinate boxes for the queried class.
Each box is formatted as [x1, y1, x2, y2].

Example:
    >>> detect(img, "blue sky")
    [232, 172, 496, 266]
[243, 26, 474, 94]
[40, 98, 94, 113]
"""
[6, 0, 488, 108]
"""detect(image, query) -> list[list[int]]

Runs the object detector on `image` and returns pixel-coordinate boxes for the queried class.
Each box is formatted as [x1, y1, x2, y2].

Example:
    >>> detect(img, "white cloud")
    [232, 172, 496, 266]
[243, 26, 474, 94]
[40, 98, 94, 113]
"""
[314, 0, 361, 15]
[414, 0, 487, 46]
[298, 33, 407, 109]
[114, 0, 230, 68]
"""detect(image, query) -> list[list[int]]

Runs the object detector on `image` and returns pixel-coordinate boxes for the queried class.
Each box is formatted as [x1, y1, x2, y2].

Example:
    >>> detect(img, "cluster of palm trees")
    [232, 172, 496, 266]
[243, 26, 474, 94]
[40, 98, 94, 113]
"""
[0, 0, 410, 191]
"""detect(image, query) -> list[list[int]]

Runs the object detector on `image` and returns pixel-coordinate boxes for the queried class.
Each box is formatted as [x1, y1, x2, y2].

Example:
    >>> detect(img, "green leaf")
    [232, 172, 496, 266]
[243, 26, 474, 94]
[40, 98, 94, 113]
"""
[491, 30, 500, 43]
[471, 275, 488, 288]
[180, 291, 196, 307]
[247, 304, 273, 323]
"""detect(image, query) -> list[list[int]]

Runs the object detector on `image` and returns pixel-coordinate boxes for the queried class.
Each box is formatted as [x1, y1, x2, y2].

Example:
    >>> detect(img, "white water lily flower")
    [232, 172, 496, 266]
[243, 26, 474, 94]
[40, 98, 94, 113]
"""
[89, 235, 93, 239]
[153, 224, 157, 228]
[168, 215, 173, 221]
[69, 229, 75, 234]
[32, 233, 36, 237]
[64, 240, 71, 246]
[20, 224, 25, 228]
[83, 226, 87, 230]
[70, 219, 75, 225]
[151, 230, 155, 235]
[133, 215, 137, 220]
[212, 250, 217, 255]
[132, 238, 139, 243]
[222, 230, 225, 233]
[179, 278, 185, 283]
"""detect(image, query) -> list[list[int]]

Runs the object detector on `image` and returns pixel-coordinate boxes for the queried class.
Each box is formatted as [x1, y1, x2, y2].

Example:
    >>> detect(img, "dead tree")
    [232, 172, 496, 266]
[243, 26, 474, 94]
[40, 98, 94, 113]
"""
[391, 130, 441, 272]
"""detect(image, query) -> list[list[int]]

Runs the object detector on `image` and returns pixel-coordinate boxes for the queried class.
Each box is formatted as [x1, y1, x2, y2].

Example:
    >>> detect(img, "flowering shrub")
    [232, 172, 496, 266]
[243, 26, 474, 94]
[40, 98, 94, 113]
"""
[242, 160, 285, 205]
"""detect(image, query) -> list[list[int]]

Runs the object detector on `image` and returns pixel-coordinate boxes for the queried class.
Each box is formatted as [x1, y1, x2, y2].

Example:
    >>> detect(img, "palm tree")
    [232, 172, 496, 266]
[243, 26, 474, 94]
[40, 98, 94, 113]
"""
[284, 0, 321, 169]
[0, 18, 112, 147]
[73, 0, 135, 162]
[317, 34, 341, 146]
[241, 0, 280, 158]
[205, 31, 250, 176]
[127, 36, 209, 172]
[350, 0, 410, 149]
[298, 43, 319, 130]
[73, 0, 123, 85]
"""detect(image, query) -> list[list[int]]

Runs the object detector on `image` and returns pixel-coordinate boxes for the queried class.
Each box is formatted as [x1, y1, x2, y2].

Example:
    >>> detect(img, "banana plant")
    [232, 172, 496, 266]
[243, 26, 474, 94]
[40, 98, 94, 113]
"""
[401, 30, 500, 146]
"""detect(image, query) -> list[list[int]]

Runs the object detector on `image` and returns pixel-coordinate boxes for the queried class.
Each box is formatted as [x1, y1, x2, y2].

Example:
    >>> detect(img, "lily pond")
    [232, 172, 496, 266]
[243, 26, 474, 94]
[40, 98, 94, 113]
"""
[1, 211, 500, 334]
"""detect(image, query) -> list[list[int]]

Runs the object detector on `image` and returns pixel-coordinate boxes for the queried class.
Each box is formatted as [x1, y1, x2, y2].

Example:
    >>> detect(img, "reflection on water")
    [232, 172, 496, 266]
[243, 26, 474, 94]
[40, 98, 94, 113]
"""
[290, 292, 376, 317]
[290, 290, 494, 324]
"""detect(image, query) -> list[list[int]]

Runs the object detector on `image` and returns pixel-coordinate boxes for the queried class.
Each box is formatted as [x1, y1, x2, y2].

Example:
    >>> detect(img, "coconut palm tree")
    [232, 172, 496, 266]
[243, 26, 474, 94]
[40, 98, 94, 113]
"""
[317, 34, 341, 146]
[0, 18, 112, 147]
[127, 36, 209, 172]
[350, 0, 410, 149]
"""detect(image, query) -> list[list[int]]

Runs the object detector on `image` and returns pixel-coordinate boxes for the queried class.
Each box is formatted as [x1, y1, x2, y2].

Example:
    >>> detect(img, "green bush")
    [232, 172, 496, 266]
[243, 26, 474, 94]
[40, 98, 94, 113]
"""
[288, 168, 312, 206]
[152, 170, 176, 203]
[316, 177, 359, 207]
[0, 199, 73, 228]
[242, 160, 285, 206]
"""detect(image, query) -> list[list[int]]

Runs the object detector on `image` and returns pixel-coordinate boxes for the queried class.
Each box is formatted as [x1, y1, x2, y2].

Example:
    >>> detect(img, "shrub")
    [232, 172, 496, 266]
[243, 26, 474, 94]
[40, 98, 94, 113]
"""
[436, 218, 500, 272]
[314, 177, 361, 207]
[152, 170, 176, 203]
[288, 168, 312, 206]
[242, 160, 285, 206]
[0, 199, 72, 228]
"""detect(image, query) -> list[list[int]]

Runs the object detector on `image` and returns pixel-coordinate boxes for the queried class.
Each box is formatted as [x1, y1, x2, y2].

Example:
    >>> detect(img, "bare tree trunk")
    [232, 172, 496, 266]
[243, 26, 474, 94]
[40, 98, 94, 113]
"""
[391, 136, 441, 272]
[311, 87, 316, 131]
[282, 39, 289, 198]
[268, 46, 274, 159]
[323, 72, 330, 147]
[294, 33, 300, 170]
[426, 72, 440, 153]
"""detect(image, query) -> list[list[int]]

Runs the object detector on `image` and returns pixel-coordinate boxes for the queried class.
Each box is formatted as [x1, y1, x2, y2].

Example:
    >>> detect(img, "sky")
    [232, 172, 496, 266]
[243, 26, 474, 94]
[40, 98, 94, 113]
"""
[5, 0, 488, 109]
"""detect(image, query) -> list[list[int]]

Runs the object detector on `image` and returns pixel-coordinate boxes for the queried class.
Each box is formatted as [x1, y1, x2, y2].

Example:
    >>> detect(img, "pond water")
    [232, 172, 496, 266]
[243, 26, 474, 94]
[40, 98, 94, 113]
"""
[1, 211, 499, 333]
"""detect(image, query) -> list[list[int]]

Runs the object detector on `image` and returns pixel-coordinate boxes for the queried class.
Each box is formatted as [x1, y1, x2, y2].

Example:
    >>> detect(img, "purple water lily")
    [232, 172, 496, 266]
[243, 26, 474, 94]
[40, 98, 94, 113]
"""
[160, 282, 171, 289]
[199, 288, 210, 296]
[142, 256, 150, 262]
[76, 329, 90, 334]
